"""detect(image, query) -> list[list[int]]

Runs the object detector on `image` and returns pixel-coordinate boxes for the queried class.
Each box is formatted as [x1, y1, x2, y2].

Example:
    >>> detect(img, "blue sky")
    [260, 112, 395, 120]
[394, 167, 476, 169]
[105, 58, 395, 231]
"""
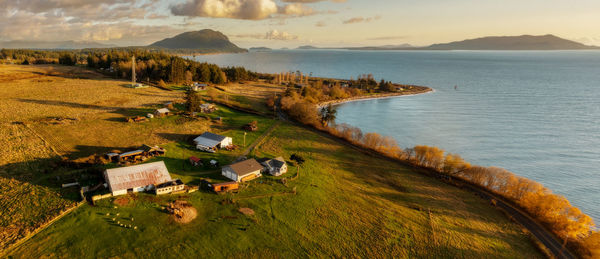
[1, 0, 599, 48]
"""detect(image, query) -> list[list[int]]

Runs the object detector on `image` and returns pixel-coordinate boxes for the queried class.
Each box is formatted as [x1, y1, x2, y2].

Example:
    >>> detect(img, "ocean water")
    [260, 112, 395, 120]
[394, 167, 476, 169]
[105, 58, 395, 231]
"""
[194, 50, 600, 221]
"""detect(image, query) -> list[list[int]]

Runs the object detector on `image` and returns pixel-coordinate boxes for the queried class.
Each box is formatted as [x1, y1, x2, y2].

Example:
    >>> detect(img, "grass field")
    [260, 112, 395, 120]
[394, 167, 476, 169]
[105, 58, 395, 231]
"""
[2, 64, 542, 258]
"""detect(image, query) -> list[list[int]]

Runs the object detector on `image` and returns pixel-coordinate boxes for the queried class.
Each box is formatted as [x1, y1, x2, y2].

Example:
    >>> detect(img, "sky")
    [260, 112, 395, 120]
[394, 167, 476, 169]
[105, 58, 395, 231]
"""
[1, 0, 600, 48]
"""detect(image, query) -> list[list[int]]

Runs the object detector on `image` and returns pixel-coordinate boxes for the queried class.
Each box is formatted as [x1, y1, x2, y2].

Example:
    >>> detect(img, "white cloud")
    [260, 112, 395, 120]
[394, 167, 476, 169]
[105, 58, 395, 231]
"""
[265, 29, 298, 40]
[171, 0, 278, 20]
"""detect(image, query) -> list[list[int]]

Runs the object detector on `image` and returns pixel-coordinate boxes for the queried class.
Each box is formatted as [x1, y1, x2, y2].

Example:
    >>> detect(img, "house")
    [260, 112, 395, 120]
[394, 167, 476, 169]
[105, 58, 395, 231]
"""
[191, 82, 207, 91]
[193, 132, 232, 152]
[155, 179, 185, 195]
[222, 159, 264, 182]
[200, 103, 217, 113]
[103, 161, 172, 196]
[259, 157, 288, 176]
[211, 181, 239, 192]
[154, 108, 170, 117]
[189, 156, 202, 166]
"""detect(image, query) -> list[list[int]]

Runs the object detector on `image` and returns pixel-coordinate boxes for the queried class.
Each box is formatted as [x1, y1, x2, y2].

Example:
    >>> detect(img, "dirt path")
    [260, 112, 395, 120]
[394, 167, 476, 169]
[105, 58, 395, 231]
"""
[236, 121, 281, 160]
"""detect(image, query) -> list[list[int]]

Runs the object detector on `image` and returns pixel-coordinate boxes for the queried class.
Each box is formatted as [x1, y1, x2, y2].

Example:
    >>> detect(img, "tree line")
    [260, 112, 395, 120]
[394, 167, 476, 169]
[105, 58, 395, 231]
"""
[279, 94, 599, 258]
[0, 48, 257, 85]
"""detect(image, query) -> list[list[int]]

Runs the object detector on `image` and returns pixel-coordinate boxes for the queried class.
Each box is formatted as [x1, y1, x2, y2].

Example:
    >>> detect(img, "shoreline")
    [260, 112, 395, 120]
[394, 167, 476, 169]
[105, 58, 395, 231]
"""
[318, 86, 433, 108]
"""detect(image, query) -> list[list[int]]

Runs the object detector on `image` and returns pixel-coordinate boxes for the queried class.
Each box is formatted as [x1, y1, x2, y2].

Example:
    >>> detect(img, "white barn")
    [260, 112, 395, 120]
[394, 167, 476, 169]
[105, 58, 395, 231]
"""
[103, 161, 172, 196]
[193, 132, 232, 152]
[222, 159, 263, 182]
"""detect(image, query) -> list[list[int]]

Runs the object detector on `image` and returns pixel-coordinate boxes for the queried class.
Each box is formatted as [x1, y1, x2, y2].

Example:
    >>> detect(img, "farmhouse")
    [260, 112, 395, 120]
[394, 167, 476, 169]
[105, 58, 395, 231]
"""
[154, 108, 170, 117]
[103, 161, 172, 196]
[222, 159, 263, 182]
[193, 132, 232, 152]
[155, 179, 185, 195]
[259, 157, 288, 176]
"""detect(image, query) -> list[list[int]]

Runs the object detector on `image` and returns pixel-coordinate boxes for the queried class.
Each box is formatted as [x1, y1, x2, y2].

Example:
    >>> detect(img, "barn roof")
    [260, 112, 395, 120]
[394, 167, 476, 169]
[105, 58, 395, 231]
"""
[193, 132, 228, 148]
[104, 161, 172, 192]
[155, 108, 170, 114]
[226, 159, 264, 176]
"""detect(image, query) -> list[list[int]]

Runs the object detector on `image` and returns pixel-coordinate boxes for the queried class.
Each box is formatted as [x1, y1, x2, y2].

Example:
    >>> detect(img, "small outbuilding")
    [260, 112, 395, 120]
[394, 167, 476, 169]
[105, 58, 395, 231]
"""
[155, 179, 185, 195]
[211, 181, 239, 192]
[191, 83, 207, 91]
[200, 103, 217, 113]
[260, 157, 288, 176]
[189, 156, 202, 166]
[103, 161, 172, 196]
[154, 108, 170, 117]
[222, 159, 263, 182]
[193, 132, 232, 152]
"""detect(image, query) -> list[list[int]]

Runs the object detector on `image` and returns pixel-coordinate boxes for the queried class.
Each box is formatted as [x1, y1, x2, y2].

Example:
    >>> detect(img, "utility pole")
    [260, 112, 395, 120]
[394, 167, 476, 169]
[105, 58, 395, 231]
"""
[244, 132, 247, 147]
[131, 55, 136, 86]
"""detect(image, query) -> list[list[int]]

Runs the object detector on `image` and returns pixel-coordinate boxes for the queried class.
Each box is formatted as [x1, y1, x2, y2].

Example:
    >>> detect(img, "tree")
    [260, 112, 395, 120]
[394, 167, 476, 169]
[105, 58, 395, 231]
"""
[185, 90, 202, 112]
[319, 104, 337, 126]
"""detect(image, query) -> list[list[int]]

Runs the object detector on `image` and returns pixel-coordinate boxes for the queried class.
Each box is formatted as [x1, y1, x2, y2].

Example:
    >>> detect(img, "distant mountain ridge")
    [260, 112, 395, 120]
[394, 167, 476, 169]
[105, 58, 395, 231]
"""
[0, 40, 115, 49]
[425, 34, 598, 50]
[291, 35, 598, 51]
[149, 29, 246, 53]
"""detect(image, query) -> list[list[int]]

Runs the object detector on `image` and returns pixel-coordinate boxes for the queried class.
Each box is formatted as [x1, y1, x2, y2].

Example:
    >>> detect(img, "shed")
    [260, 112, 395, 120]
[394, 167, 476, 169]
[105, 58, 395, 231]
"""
[260, 156, 288, 176]
[200, 103, 216, 113]
[155, 179, 185, 195]
[154, 108, 170, 117]
[189, 156, 202, 166]
[193, 132, 232, 152]
[103, 161, 172, 196]
[222, 159, 263, 182]
[211, 181, 239, 192]
[118, 149, 144, 162]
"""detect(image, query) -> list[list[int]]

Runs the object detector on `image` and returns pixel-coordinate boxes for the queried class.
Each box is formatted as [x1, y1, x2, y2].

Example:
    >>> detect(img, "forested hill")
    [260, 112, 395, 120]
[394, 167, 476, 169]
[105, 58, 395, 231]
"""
[149, 29, 246, 53]
[426, 34, 598, 50]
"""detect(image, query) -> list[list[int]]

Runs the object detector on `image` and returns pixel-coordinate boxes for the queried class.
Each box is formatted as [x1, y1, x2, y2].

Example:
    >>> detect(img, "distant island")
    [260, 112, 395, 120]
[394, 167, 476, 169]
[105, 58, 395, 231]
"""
[425, 34, 599, 50]
[249, 47, 272, 52]
[149, 29, 247, 53]
[297, 35, 599, 51]
[296, 45, 319, 50]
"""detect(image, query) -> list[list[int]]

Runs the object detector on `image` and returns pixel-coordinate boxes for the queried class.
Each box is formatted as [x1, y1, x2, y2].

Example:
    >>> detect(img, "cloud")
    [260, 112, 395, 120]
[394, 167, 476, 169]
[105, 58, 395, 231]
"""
[171, 0, 319, 20]
[279, 3, 315, 17]
[343, 15, 381, 24]
[281, 0, 346, 2]
[265, 29, 298, 40]
[171, 0, 278, 20]
[315, 21, 326, 27]
[232, 30, 298, 40]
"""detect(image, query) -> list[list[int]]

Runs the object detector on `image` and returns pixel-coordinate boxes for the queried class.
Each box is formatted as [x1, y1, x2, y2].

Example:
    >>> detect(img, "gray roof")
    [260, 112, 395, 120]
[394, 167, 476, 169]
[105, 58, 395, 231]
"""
[104, 161, 172, 192]
[193, 132, 228, 148]
[226, 159, 264, 176]
[262, 156, 286, 169]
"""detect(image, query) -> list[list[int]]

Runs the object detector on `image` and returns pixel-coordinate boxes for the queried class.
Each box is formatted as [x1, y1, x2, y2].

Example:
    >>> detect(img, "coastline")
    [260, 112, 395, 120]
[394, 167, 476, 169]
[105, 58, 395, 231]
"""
[318, 86, 433, 108]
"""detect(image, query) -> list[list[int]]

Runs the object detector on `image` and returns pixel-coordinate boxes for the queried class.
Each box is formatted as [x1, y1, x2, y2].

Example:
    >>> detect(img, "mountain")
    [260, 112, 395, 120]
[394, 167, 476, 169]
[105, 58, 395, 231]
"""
[297, 45, 319, 50]
[0, 40, 115, 49]
[149, 29, 246, 53]
[346, 44, 415, 50]
[426, 34, 598, 50]
[249, 47, 272, 51]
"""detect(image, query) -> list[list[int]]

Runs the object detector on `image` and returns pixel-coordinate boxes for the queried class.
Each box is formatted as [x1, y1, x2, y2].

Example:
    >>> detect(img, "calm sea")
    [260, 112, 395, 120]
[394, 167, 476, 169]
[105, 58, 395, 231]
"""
[194, 50, 600, 221]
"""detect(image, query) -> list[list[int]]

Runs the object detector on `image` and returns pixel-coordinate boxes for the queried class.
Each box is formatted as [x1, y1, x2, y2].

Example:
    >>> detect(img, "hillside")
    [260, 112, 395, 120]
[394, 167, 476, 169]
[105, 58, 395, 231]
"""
[426, 34, 598, 50]
[149, 29, 246, 53]
[1, 64, 542, 258]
